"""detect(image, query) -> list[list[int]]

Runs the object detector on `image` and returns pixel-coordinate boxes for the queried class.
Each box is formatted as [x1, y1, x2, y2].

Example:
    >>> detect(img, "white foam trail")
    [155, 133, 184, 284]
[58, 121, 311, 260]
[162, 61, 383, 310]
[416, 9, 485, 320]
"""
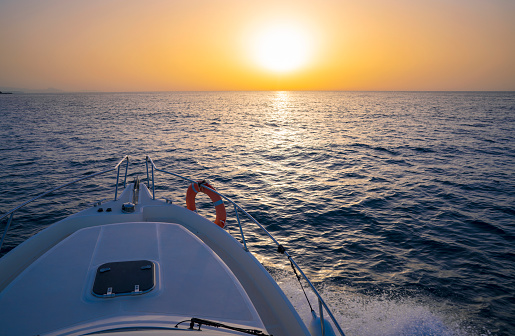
[272, 270, 489, 336]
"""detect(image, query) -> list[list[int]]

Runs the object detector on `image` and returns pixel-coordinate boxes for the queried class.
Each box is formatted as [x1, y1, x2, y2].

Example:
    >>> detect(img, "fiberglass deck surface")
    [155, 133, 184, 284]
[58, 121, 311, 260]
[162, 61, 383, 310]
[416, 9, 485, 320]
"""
[0, 222, 264, 335]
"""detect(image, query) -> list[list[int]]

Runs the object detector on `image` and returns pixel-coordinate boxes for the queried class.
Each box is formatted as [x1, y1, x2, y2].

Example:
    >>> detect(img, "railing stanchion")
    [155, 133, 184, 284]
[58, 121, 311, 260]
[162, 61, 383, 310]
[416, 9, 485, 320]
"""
[151, 162, 155, 200]
[146, 157, 150, 189]
[123, 157, 129, 188]
[319, 298, 325, 336]
[234, 204, 248, 251]
[115, 164, 121, 201]
[0, 213, 15, 251]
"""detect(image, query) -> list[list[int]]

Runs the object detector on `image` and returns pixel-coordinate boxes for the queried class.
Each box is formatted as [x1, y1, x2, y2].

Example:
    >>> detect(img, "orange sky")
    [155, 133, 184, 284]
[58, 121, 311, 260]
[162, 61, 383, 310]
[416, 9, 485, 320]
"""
[0, 0, 514, 91]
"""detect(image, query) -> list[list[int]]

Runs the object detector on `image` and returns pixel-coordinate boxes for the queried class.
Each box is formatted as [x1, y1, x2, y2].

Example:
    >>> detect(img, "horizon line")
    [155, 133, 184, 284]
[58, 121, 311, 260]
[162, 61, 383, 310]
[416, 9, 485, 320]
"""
[2, 88, 515, 94]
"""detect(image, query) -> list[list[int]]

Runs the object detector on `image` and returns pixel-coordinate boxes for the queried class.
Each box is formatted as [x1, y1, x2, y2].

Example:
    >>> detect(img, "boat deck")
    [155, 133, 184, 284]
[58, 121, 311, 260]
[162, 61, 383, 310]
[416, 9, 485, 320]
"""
[0, 221, 265, 335]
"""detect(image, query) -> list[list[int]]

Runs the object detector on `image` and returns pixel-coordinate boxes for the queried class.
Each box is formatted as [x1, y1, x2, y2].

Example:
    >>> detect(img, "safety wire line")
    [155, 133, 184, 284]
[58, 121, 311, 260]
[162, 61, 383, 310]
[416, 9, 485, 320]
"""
[0, 155, 129, 222]
[0, 156, 130, 252]
[289, 257, 314, 313]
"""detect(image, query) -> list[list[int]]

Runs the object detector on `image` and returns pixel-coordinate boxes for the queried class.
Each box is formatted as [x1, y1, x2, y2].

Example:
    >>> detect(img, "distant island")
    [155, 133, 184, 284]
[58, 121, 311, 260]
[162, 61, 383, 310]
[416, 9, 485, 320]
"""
[0, 87, 66, 93]
[0, 91, 13, 94]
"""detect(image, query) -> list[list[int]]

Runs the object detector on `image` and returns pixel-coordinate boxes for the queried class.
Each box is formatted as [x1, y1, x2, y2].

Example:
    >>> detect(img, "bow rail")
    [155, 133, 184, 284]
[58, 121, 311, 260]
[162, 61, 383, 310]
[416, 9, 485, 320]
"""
[1, 155, 345, 336]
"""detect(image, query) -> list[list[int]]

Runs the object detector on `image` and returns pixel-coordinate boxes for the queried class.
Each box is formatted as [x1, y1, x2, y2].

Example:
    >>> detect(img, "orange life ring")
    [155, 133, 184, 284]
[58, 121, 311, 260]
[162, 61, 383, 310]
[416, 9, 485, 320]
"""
[186, 180, 226, 228]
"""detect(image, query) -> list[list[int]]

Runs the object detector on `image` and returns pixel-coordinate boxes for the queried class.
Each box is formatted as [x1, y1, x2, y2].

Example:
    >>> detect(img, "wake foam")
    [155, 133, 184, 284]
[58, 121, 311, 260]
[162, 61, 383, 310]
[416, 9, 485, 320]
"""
[272, 270, 489, 336]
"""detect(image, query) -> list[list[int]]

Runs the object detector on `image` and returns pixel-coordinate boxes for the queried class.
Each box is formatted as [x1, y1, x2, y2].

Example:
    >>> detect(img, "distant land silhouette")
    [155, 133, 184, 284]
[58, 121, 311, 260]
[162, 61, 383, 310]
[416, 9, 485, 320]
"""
[0, 86, 64, 93]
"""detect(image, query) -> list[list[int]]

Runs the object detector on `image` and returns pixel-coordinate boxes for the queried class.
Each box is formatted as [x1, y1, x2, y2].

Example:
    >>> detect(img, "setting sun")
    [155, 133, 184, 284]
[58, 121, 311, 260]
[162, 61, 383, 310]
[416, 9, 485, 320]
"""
[252, 24, 312, 73]
[0, 0, 514, 91]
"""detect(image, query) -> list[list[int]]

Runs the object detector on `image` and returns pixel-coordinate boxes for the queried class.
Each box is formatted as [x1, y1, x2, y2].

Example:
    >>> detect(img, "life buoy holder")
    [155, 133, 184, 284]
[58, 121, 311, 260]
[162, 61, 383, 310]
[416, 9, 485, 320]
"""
[186, 180, 226, 228]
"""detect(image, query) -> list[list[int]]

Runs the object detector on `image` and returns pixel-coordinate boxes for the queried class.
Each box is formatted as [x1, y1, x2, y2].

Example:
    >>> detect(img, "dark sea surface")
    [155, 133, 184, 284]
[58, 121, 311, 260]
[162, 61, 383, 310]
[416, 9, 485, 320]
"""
[0, 91, 514, 335]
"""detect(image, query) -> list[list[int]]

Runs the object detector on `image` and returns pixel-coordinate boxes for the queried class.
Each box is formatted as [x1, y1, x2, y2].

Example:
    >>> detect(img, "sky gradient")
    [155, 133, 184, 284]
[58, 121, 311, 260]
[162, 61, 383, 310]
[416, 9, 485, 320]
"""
[1, 0, 514, 92]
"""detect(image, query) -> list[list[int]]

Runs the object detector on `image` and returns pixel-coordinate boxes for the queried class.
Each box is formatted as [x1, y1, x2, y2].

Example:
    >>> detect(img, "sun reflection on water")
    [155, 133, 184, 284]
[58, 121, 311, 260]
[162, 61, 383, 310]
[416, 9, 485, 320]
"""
[265, 91, 300, 149]
[273, 91, 291, 111]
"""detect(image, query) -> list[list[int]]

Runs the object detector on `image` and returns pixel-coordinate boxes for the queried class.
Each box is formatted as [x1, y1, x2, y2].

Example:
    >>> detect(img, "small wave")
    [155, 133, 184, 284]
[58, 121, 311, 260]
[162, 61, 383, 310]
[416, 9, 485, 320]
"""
[468, 220, 511, 240]
[350, 143, 399, 156]
[373, 146, 399, 155]
[384, 158, 412, 166]
[343, 172, 367, 179]
[369, 176, 389, 183]
[496, 206, 515, 216]
[412, 146, 435, 153]
[359, 197, 389, 208]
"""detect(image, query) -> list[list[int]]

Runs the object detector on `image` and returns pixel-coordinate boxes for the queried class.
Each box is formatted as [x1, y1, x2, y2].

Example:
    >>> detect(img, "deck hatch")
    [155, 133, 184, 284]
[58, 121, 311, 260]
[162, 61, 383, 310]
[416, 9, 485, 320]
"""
[92, 260, 155, 297]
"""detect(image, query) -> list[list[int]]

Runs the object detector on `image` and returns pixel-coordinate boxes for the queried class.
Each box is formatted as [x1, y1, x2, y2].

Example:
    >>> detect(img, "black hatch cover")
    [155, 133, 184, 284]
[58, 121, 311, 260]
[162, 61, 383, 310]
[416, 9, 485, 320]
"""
[92, 260, 155, 297]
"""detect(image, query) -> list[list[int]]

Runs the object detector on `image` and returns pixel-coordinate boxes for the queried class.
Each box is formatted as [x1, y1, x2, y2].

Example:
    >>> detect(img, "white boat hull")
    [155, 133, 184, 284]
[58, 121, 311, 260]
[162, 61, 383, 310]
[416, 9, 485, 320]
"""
[0, 183, 310, 335]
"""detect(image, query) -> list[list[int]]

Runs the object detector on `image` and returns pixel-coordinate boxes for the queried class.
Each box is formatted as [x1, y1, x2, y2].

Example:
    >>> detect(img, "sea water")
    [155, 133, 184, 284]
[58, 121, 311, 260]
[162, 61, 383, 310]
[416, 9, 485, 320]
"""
[0, 91, 513, 335]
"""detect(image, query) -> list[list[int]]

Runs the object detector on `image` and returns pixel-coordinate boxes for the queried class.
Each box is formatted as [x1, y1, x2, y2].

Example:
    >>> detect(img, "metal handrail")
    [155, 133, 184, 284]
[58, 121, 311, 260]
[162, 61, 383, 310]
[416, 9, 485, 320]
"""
[0, 156, 130, 251]
[145, 156, 345, 336]
[1, 155, 344, 335]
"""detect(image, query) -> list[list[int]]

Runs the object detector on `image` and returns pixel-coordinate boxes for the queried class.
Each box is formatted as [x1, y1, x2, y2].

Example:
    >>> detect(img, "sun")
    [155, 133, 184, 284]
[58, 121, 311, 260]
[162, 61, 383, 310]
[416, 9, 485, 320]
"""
[252, 24, 312, 73]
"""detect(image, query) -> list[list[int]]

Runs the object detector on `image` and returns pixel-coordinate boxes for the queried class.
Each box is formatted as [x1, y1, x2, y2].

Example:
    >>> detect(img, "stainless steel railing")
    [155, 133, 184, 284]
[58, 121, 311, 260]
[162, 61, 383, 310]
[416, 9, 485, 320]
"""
[145, 156, 345, 336]
[0, 156, 130, 252]
[1, 155, 344, 336]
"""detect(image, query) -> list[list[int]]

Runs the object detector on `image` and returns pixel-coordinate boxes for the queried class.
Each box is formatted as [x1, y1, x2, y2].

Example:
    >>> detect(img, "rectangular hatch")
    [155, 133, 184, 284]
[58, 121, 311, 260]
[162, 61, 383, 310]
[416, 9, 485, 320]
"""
[92, 260, 155, 297]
